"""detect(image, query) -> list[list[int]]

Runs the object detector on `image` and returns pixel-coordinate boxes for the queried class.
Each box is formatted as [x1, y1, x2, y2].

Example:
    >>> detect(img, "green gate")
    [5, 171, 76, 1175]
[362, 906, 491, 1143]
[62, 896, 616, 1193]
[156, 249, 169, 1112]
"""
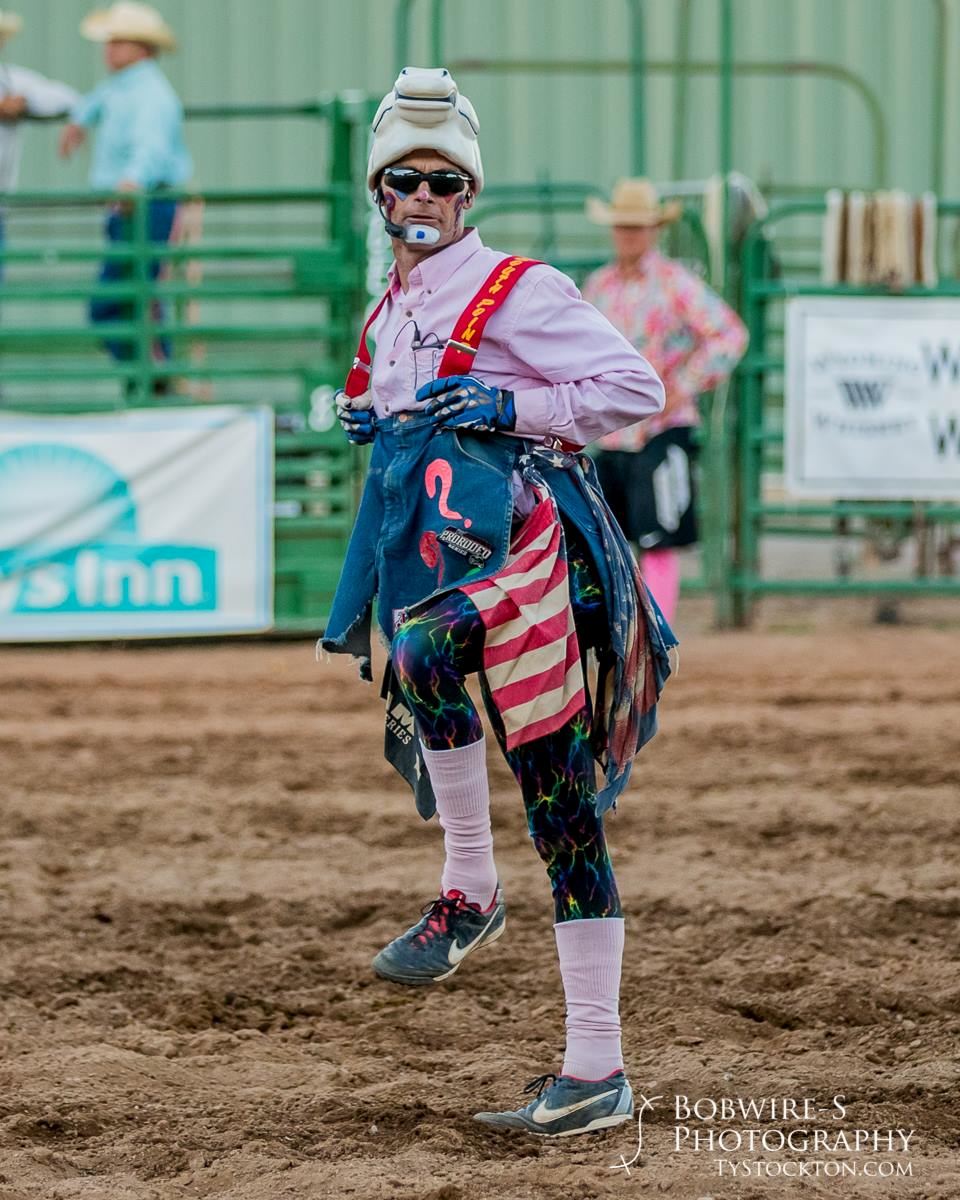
[735, 198, 960, 624]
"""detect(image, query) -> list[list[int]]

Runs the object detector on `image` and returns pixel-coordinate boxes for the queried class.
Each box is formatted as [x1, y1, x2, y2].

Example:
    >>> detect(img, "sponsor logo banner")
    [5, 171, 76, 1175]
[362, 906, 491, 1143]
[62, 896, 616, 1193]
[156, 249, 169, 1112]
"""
[786, 297, 960, 498]
[0, 406, 273, 639]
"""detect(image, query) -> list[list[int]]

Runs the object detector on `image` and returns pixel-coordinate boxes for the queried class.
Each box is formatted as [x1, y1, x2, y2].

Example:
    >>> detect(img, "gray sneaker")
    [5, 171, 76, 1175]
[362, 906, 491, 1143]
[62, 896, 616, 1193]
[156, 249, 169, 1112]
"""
[371, 885, 505, 985]
[474, 1071, 633, 1137]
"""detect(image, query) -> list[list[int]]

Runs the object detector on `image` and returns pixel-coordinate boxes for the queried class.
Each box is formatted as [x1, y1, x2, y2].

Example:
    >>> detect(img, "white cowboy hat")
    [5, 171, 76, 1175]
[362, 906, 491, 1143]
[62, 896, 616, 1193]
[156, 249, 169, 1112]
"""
[0, 9, 23, 39]
[586, 178, 682, 227]
[80, 2, 176, 51]
[367, 67, 484, 195]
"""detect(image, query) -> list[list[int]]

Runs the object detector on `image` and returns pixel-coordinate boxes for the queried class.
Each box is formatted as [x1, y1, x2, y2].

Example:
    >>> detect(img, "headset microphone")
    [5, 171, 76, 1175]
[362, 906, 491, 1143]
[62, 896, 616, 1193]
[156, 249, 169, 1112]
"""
[383, 217, 441, 246]
[379, 194, 441, 245]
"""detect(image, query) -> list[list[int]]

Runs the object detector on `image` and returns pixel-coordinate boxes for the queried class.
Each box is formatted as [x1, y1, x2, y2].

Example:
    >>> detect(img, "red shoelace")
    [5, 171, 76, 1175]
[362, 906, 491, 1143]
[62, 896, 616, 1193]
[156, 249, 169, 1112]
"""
[413, 889, 475, 947]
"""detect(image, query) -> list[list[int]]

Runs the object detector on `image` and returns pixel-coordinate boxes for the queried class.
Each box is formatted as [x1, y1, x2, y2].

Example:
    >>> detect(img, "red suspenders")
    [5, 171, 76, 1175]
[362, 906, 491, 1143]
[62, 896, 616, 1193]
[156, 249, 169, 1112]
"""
[434, 255, 541, 377]
[342, 254, 582, 452]
[343, 291, 390, 400]
[343, 255, 540, 398]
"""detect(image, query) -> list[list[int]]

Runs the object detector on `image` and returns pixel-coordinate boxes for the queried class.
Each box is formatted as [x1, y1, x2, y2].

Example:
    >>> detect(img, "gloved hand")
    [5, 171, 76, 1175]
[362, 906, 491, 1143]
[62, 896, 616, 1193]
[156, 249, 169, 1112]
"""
[335, 389, 376, 445]
[415, 375, 517, 433]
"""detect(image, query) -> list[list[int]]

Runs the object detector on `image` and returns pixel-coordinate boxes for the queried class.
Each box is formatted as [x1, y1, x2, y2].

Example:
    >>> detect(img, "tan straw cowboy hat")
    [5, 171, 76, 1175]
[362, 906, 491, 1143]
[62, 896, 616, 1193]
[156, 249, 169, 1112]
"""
[80, 2, 177, 50]
[586, 178, 682, 227]
[0, 9, 23, 39]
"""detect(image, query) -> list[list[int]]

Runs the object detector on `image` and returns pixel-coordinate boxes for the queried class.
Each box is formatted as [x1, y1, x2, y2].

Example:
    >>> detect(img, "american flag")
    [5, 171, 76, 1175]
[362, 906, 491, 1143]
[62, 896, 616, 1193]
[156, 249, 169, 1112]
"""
[462, 490, 586, 749]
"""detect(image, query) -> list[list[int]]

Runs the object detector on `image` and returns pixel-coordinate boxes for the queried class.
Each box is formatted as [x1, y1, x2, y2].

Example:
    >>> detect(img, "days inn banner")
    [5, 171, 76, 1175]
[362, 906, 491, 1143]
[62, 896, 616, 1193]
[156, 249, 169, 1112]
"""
[0, 407, 273, 640]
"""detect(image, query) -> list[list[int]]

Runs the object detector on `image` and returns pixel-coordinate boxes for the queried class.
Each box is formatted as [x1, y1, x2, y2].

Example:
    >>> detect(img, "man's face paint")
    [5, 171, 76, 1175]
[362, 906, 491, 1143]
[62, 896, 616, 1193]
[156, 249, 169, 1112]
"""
[380, 152, 472, 253]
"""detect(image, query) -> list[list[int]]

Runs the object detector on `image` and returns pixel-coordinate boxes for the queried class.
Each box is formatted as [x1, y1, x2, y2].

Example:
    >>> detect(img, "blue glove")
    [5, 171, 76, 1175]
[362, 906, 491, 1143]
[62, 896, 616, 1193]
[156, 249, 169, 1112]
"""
[335, 389, 376, 445]
[415, 375, 517, 433]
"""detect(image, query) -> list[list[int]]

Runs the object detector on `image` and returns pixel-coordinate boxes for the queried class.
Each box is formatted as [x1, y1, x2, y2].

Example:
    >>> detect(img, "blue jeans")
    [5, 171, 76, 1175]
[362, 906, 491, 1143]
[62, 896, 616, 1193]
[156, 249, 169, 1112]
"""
[90, 197, 177, 364]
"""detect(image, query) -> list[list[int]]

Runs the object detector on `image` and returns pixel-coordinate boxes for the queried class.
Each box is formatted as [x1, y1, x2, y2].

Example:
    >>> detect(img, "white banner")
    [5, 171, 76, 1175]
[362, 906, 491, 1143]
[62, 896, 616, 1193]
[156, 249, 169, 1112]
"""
[0, 406, 273, 640]
[785, 297, 960, 498]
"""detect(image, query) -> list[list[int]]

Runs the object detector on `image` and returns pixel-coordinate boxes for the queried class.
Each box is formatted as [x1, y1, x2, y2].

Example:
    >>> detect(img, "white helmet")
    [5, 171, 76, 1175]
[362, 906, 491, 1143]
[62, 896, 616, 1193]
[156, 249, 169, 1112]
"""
[367, 67, 484, 195]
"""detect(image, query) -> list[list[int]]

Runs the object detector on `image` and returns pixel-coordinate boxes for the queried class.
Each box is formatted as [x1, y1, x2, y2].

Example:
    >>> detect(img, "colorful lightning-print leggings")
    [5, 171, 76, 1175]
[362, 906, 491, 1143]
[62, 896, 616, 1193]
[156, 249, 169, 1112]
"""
[392, 530, 622, 923]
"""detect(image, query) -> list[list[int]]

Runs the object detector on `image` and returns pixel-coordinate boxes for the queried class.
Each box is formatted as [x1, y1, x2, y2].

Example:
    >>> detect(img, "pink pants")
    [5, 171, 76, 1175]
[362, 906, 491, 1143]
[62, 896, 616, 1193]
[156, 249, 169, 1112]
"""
[640, 547, 680, 624]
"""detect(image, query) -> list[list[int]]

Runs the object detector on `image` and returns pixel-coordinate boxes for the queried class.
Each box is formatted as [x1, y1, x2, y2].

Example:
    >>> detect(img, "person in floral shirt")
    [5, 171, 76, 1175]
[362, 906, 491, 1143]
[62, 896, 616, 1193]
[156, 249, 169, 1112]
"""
[583, 178, 747, 622]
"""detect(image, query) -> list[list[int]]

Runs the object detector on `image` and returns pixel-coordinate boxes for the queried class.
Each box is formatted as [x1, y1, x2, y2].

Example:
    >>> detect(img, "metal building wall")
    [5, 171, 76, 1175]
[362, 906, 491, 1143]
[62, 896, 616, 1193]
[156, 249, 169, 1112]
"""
[7, 0, 959, 196]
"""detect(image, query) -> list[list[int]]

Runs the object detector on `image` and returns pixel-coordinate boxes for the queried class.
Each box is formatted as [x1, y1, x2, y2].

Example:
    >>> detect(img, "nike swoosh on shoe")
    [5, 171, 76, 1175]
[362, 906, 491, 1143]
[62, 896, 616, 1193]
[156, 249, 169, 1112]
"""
[446, 909, 500, 965]
[530, 1089, 617, 1124]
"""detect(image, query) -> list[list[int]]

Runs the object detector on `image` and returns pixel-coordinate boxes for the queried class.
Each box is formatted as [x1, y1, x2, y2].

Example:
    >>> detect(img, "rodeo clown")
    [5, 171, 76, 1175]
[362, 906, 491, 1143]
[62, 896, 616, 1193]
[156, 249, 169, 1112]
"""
[322, 67, 675, 1138]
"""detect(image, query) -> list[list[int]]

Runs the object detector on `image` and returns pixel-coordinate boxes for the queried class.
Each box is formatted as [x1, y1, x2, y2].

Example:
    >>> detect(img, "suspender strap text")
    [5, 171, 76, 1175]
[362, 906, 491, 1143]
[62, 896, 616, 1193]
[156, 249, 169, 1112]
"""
[437, 256, 541, 377]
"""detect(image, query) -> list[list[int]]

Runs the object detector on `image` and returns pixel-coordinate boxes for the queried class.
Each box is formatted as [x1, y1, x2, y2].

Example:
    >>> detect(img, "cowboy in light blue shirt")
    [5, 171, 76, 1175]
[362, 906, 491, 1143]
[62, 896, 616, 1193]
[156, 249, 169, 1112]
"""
[67, 56, 191, 191]
[59, 3, 191, 388]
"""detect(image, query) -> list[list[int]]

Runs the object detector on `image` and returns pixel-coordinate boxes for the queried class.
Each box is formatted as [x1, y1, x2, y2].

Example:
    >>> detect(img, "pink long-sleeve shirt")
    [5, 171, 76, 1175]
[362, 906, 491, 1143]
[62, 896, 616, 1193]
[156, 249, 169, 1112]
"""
[367, 228, 665, 445]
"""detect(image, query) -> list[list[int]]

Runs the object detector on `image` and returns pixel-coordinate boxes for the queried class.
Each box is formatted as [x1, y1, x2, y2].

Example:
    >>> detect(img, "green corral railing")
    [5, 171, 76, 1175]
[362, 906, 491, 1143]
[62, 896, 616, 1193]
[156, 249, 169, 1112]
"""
[473, 182, 711, 282]
[0, 183, 368, 631]
[734, 198, 960, 625]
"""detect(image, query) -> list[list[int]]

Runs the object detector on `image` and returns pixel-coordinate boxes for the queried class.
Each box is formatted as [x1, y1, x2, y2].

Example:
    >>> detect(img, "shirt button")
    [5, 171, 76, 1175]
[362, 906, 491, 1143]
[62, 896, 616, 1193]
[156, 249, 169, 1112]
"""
[404, 310, 413, 318]
[384, 405, 391, 414]
[389, 359, 396, 366]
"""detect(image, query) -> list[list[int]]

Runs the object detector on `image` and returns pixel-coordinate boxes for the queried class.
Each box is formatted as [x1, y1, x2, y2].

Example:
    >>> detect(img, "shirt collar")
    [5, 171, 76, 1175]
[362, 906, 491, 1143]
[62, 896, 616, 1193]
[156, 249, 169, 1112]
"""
[109, 58, 157, 89]
[614, 247, 662, 280]
[386, 227, 484, 297]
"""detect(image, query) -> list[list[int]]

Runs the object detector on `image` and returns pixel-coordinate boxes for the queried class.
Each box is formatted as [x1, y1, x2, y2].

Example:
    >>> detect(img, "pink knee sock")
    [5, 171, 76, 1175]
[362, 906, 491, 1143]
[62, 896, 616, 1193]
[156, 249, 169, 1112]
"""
[641, 547, 680, 625]
[554, 917, 625, 1080]
[420, 738, 498, 911]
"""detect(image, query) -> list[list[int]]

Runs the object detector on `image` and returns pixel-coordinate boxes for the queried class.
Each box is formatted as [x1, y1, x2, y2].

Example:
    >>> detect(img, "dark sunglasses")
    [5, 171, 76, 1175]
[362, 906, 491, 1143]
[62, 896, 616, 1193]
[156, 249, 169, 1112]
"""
[381, 168, 470, 197]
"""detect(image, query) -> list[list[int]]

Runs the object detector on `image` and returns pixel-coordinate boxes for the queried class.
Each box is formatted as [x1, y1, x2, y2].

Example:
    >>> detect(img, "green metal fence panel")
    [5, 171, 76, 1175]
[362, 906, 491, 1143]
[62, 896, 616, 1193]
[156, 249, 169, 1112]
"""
[734, 198, 960, 624]
[272, 429, 366, 634]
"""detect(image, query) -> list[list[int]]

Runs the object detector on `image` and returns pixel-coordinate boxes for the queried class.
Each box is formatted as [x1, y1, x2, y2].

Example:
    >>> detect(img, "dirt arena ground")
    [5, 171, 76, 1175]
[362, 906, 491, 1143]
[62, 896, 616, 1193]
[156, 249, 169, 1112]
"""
[1, 610, 959, 1199]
